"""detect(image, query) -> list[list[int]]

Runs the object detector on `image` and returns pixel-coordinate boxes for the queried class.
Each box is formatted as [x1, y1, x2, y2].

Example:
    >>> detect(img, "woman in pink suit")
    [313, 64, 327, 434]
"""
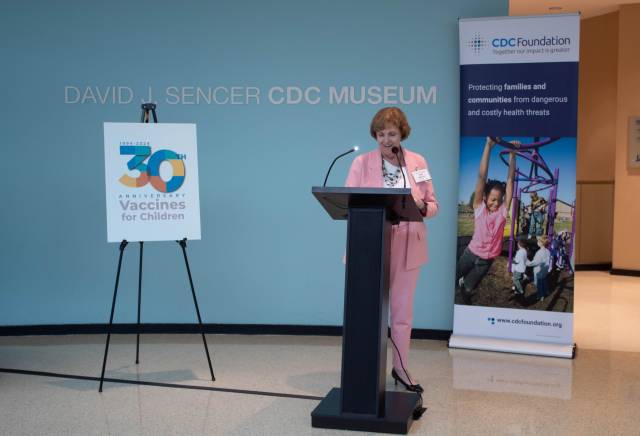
[345, 107, 438, 393]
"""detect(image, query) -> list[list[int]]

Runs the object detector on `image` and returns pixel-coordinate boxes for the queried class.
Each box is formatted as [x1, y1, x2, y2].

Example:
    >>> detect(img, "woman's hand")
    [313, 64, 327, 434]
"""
[415, 198, 427, 214]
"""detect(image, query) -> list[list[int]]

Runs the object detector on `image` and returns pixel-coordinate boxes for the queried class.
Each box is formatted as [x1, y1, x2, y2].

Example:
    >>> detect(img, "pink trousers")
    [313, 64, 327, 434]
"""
[389, 224, 420, 373]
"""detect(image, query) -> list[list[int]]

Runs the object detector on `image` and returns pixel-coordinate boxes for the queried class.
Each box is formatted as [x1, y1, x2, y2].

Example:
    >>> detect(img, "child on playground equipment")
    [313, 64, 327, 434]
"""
[527, 235, 551, 302]
[551, 230, 574, 274]
[528, 192, 547, 238]
[456, 136, 517, 304]
[511, 237, 528, 295]
[519, 204, 531, 236]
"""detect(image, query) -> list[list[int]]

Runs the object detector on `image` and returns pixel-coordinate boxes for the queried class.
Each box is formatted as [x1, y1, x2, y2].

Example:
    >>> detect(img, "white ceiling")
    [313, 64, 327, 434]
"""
[510, 0, 638, 19]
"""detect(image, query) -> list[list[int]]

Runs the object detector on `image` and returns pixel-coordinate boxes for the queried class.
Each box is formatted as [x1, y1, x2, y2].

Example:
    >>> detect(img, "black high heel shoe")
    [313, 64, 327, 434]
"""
[391, 368, 424, 393]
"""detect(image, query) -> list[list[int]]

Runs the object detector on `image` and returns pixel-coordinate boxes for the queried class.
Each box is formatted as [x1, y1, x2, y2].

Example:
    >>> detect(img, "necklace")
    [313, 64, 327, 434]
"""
[382, 157, 403, 187]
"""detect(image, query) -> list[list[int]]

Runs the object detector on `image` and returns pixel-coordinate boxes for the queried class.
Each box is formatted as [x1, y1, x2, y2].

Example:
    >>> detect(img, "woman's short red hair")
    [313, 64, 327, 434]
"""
[370, 107, 411, 140]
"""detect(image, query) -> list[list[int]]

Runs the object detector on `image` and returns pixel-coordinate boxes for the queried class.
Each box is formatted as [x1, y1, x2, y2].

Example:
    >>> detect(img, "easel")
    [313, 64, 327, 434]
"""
[98, 103, 215, 392]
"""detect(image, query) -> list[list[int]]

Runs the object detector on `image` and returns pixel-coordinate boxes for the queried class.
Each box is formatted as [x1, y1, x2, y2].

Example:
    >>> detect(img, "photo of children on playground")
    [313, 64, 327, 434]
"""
[456, 136, 576, 312]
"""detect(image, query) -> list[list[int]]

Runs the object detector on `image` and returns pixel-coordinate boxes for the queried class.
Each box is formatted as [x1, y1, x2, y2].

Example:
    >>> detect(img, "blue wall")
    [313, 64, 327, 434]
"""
[0, 0, 507, 328]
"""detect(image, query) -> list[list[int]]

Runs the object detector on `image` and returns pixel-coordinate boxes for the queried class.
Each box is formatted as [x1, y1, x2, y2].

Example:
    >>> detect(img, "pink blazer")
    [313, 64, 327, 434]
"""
[345, 148, 439, 270]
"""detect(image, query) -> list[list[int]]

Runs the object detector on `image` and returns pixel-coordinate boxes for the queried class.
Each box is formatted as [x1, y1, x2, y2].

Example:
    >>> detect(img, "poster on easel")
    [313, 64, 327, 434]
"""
[104, 122, 201, 242]
[450, 14, 579, 358]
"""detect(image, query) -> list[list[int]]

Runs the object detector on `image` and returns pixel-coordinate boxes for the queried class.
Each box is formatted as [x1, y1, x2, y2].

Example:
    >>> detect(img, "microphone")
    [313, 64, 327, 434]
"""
[391, 146, 407, 189]
[323, 146, 359, 187]
[392, 146, 407, 209]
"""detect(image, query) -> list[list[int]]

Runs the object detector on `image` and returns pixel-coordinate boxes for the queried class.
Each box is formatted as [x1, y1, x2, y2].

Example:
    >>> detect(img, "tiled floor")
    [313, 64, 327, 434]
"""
[574, 271, 640, 352]
[0, 271, 638, 435]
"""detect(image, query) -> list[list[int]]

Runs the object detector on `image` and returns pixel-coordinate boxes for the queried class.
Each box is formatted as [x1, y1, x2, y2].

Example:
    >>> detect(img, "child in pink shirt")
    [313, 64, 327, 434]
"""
[457, 137, 516, 304]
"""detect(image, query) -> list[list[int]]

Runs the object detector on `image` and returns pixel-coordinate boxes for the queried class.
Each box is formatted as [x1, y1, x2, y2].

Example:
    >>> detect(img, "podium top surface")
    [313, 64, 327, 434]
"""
[312, 186, 423, 222]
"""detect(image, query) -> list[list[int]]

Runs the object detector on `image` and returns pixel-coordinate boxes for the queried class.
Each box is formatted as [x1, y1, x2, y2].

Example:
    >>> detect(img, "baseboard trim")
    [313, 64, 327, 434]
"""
[610, 268, 640, 277]
[0, 323, 452, 341]
[411, 328, 452, 341]
[575, 263, 611, 271]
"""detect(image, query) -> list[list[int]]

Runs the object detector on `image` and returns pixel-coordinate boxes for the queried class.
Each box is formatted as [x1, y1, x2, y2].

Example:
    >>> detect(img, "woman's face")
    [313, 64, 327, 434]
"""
[485, 188, 503, 212]
[376, 124, 402, 161]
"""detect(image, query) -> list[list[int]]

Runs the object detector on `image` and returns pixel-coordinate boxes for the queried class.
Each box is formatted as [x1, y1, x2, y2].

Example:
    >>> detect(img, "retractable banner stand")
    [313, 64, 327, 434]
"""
[451, 14, 579, 358]
[104, 122, 201, 242]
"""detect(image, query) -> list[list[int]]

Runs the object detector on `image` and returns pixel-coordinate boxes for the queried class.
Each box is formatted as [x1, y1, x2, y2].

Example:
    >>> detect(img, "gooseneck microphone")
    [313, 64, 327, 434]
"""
[323, 146, 359, 187]
[392, 146, 407, 209]
[391, 146, 406, 189]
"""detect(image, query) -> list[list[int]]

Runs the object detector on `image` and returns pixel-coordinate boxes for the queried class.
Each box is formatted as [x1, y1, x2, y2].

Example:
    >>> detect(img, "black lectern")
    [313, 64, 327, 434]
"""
[311, 187, 423, 434]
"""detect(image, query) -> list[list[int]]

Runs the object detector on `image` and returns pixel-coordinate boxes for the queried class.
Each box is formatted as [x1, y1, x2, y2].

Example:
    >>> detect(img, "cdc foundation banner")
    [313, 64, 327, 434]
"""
[450, 14, 579, 358]
[104, 123, 201, 243]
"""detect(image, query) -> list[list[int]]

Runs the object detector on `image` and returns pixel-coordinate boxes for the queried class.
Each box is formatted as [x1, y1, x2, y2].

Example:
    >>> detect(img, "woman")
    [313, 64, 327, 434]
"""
[345, 107, 438, 392]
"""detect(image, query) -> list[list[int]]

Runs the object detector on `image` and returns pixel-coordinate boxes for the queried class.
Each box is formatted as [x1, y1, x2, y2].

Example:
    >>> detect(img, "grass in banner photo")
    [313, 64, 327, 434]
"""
[455, 136, 576, 313]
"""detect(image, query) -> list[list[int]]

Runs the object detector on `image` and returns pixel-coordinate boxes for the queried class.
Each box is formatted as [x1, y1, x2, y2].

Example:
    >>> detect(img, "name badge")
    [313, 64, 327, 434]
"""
[412, 168, 431, 183]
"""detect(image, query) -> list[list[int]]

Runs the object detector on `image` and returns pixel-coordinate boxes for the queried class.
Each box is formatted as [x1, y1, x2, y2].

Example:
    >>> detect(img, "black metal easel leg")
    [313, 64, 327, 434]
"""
[99, 240, 129, 392]
[178, 238, 215, 381]
[135, 104, 154, 361]
[135, 241, 144, 364]
[140, 103, 158, 123]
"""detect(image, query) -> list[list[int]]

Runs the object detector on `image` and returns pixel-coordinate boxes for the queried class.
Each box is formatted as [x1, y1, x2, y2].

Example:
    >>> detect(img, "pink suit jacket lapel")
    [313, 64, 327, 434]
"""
[403, 151, 419, 194]
[366, 151, 384, 188]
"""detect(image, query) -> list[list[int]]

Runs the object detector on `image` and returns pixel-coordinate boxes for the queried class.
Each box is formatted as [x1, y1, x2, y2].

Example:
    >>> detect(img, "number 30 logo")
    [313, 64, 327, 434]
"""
[119, 146, 186, 193]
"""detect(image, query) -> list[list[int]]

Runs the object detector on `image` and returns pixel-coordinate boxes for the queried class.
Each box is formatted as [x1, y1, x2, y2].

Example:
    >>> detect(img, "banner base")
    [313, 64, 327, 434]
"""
[448, 335, 576, 359]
